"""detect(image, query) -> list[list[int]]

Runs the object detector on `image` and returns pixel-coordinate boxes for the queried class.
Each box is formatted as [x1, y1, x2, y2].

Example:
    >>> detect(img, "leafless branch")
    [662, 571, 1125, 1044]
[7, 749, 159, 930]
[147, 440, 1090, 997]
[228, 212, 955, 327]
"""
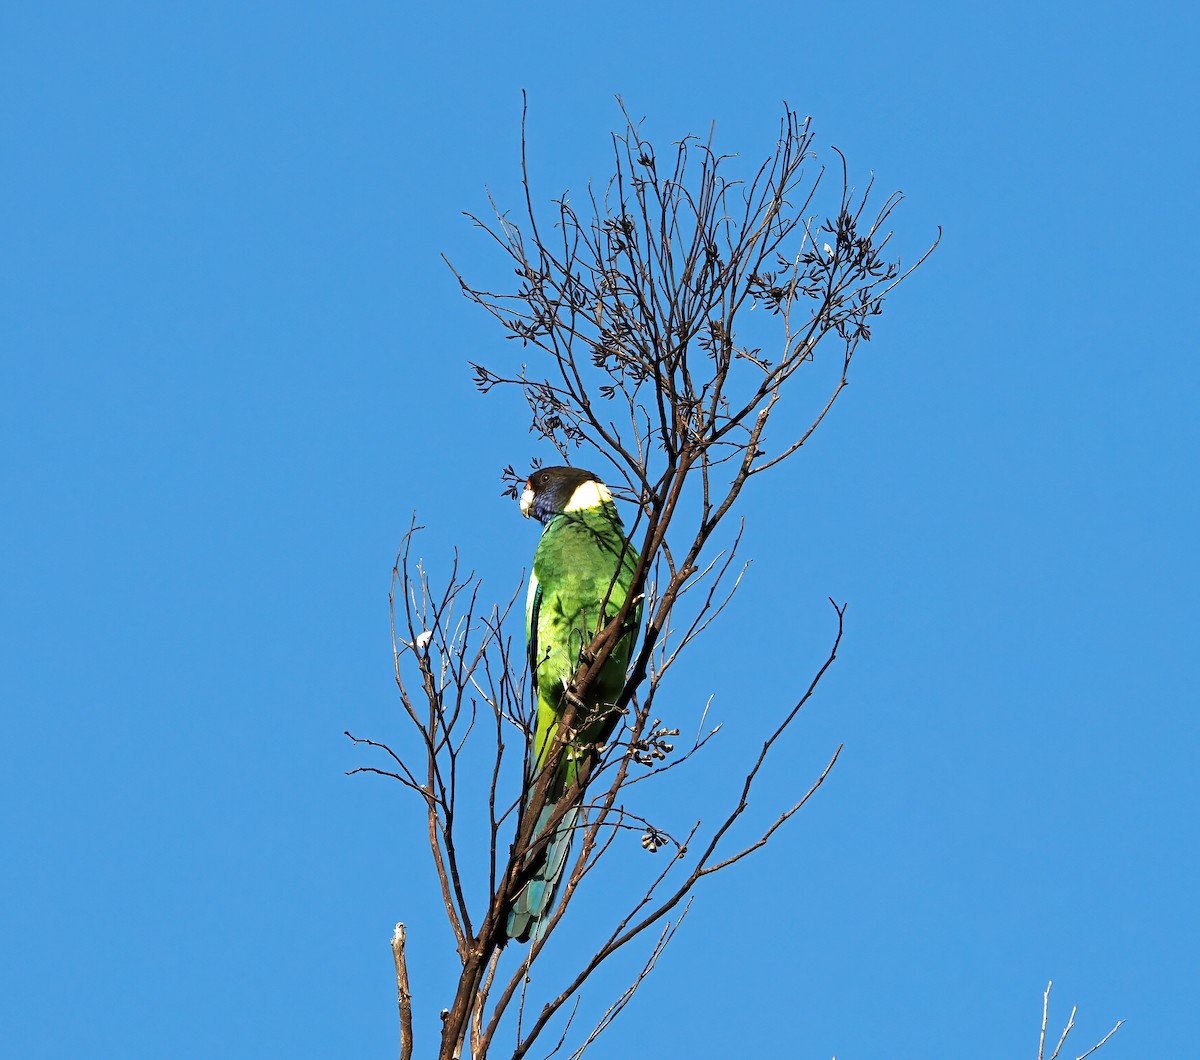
[1039, 980, 1124, 1060]
[392, 924, 413, 1060]
[568, 900, 692, 1058]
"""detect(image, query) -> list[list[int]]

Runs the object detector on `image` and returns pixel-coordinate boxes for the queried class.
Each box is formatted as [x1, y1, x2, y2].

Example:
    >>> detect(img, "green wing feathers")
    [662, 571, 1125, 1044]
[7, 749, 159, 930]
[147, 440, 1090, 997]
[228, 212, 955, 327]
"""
[507, 501, 640, 942]
[528, 504, 640, 777]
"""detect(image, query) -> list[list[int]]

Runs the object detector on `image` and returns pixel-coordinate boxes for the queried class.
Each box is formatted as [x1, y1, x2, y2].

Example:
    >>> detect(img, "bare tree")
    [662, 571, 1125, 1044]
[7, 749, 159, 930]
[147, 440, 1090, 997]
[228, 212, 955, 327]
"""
[350, 97, 938, 1059]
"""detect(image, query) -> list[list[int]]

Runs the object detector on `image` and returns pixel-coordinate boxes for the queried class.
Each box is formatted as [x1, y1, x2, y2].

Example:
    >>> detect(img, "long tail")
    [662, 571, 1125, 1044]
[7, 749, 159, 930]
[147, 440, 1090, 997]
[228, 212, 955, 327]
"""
[505, 797, 579, 943]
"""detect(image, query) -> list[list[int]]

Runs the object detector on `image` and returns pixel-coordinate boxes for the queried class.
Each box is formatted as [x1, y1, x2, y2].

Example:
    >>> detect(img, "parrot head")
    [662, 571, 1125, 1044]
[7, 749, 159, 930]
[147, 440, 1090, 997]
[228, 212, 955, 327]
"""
[519, 466, 611, 524]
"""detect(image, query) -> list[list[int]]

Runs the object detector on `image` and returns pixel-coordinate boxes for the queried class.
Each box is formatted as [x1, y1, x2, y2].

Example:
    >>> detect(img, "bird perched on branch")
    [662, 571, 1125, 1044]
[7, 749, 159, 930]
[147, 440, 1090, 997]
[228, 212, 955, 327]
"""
[505, 466, 642, 942]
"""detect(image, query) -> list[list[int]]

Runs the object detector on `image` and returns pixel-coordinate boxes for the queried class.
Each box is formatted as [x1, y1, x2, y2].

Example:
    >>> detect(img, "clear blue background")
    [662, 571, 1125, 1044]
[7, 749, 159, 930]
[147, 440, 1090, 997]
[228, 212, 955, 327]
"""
[2, 2, 1195, 1056]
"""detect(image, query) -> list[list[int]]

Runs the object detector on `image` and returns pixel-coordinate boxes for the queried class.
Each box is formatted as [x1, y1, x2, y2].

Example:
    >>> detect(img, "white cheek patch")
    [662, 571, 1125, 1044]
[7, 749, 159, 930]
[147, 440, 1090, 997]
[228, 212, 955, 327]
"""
[520, 486, 535, 518]
[564, 479, 612, 511]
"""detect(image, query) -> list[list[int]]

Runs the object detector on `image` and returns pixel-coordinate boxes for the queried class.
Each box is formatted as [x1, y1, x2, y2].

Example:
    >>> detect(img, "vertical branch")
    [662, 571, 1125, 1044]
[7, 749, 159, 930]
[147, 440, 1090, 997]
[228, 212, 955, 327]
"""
[392, 924, 414, 1060]
[470, 948, 502, 1058]
[1038, 980, 1051, 1060]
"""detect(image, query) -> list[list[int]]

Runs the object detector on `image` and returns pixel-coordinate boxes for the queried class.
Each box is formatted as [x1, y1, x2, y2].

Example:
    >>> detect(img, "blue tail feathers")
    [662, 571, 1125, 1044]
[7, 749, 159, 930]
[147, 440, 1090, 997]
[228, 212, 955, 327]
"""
[505, 799, 579, 943]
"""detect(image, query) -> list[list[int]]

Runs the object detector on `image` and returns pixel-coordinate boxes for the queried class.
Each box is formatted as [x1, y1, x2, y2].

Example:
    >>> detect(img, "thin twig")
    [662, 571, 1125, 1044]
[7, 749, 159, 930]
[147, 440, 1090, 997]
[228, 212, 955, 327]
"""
[1076, 1019, 1125, 1060]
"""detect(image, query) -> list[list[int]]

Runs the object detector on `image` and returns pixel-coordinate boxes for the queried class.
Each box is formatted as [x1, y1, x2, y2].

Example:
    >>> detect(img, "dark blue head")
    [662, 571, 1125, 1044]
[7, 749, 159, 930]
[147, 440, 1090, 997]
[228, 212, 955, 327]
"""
[519, 466, 608, 525]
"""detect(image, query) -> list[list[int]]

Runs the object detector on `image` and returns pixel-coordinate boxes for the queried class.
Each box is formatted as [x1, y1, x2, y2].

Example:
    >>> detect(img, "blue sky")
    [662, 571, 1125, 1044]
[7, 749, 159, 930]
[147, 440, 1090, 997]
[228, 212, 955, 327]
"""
[2, 2, 1196, 1056]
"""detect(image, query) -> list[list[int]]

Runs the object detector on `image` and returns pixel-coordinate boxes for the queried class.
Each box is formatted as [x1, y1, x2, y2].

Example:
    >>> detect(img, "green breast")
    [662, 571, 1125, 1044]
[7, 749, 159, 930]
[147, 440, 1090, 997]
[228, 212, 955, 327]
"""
[528, 503, 641, 768]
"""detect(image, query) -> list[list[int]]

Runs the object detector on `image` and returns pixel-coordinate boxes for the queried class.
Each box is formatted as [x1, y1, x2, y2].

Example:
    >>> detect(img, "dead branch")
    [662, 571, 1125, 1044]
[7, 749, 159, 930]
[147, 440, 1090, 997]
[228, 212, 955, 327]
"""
[392, 924, 414, 1060]
[1039, 980, 1124, 1060]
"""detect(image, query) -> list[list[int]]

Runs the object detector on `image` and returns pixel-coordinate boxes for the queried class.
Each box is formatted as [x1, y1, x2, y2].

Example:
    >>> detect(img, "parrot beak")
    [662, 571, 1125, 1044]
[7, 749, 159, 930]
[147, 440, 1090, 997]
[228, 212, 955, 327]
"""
[519, 480, 534, 519]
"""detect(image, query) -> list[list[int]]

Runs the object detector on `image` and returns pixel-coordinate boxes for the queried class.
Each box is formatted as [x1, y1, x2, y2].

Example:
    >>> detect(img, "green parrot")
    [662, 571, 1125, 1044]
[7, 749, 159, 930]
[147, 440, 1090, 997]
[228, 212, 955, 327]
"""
[505, 466, 642, 942]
